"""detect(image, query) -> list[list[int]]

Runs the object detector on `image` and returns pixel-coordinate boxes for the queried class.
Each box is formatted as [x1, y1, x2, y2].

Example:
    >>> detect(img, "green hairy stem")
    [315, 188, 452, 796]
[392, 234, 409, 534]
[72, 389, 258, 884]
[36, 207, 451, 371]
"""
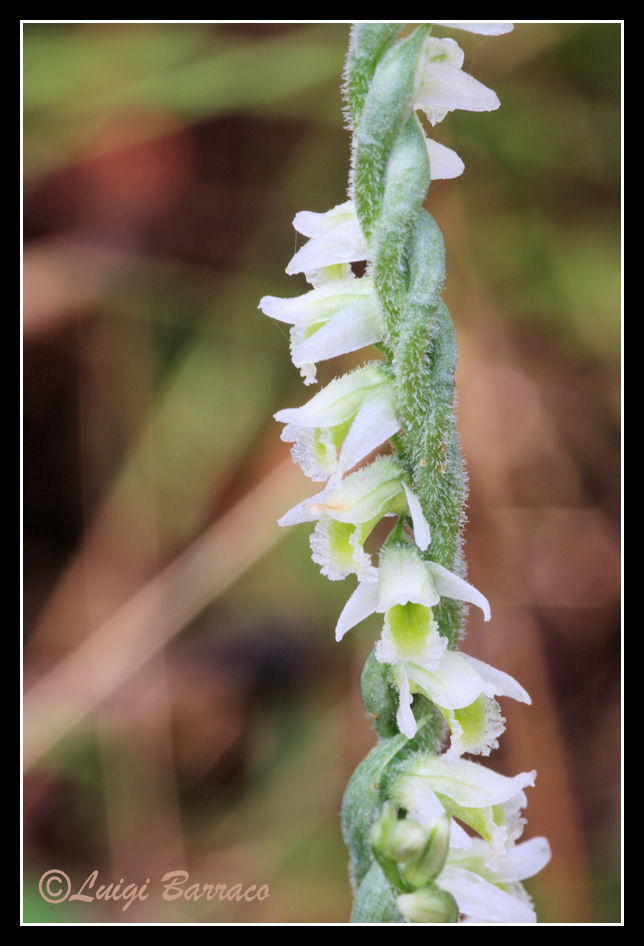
[341, 24, 466, 920]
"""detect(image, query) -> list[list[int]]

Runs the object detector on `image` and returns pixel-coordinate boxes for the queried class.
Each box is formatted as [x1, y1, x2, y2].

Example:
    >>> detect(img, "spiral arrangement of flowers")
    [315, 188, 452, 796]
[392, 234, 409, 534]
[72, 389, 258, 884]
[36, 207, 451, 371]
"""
[260, 22, 551, 924]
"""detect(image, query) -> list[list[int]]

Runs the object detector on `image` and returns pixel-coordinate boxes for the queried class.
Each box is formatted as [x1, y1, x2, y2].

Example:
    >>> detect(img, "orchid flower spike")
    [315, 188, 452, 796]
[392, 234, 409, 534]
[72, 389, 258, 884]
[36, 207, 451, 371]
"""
[278, 456, 431, 582]
[274, 364, 399, 484]
[259, 276, 384, 385]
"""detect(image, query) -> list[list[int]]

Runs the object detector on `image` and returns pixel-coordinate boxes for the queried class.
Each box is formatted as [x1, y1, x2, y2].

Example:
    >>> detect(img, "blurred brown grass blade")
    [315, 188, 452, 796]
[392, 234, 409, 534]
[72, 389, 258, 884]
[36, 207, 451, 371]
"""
[23, 457, 308, 768]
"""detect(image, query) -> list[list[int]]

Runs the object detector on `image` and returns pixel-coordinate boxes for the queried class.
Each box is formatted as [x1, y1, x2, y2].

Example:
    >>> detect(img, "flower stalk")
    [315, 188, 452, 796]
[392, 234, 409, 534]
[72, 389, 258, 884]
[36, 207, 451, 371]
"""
[261, 22, 549, 923]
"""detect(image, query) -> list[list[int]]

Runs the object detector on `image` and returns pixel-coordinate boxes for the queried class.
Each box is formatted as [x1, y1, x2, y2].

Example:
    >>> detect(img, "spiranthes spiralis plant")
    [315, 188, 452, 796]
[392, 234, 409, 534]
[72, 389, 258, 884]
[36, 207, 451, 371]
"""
[259, 22, 550, 923]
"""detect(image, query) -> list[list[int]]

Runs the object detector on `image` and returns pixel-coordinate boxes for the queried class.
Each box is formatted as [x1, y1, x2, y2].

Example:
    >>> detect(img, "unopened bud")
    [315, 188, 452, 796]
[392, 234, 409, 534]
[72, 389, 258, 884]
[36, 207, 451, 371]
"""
[370, 802, 425, 862]
[397, 883, 459, 923]
[401, 812, 451, 887]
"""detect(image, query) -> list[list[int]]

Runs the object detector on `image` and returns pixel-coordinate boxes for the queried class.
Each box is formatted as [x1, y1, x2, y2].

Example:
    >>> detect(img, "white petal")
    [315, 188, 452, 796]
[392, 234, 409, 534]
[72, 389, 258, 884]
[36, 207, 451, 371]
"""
[449, 819, 473, 850]
[402, 483, 431, 550]
[378, 546, 440, 611]
[425, 137, 465, 180]
[318, 457, 403, 524]
[336, 386, 400, 476]
[416, 63, 500, 126]
[407, 652, 487, 710]
[426, 561, 491, 621]
[274, 366, 385, 429]
[431, 22, 514, 36]
[291, 297, 383, 368]
[398, 779, 445, 828]
[277, 488, 330, 527]
[286, 219, 368, 275]
[259, 279, 368, 327]
[487, 837, 552, 883]
[292, 200, 355, 237]
[409, 757, 536, 809]
[464, 654, 531, 704]
[439, 866, 536, 923]
[393, 665, 417, 738]
[258, 293, 310, 326]
[335, 581, 379, 641]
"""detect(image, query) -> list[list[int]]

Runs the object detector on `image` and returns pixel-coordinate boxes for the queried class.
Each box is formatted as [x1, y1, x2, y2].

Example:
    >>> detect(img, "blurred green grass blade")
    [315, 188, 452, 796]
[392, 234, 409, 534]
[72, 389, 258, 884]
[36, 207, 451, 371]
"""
[24, 25, 347, 183]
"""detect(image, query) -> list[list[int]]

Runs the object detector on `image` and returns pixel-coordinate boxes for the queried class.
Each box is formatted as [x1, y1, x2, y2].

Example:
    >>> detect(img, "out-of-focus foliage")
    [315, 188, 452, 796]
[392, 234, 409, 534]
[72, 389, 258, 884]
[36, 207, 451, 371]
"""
[23, 23, 621, 924]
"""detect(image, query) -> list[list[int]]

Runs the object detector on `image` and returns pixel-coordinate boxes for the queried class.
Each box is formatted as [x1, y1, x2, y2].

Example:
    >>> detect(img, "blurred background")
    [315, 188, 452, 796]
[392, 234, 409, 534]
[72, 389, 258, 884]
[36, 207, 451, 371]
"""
[23, 22, 621, 923]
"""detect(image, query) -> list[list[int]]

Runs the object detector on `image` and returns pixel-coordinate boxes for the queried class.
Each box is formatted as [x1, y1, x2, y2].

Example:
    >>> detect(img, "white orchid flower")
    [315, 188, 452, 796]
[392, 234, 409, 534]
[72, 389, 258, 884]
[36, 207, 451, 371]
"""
[278, 456, 431, 582]
[335, 545, 492, 737]
[259, 276, 384, 385]
[394, 755, 537, 858]
[399, 837, 545, 924]
[437, 835, 551, 924]
[285, 200, 369, 284]
[402, 652, 531, 755]
[335, 546, 517, 746]
[414, 36, 500, 127]
[274, 364, 399, 483]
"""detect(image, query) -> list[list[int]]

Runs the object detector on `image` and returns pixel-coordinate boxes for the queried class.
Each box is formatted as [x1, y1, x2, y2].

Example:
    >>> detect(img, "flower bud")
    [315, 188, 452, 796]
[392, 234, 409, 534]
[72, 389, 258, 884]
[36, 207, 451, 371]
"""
[397, 883, 460, 923]
[401, 812, 451, 887]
